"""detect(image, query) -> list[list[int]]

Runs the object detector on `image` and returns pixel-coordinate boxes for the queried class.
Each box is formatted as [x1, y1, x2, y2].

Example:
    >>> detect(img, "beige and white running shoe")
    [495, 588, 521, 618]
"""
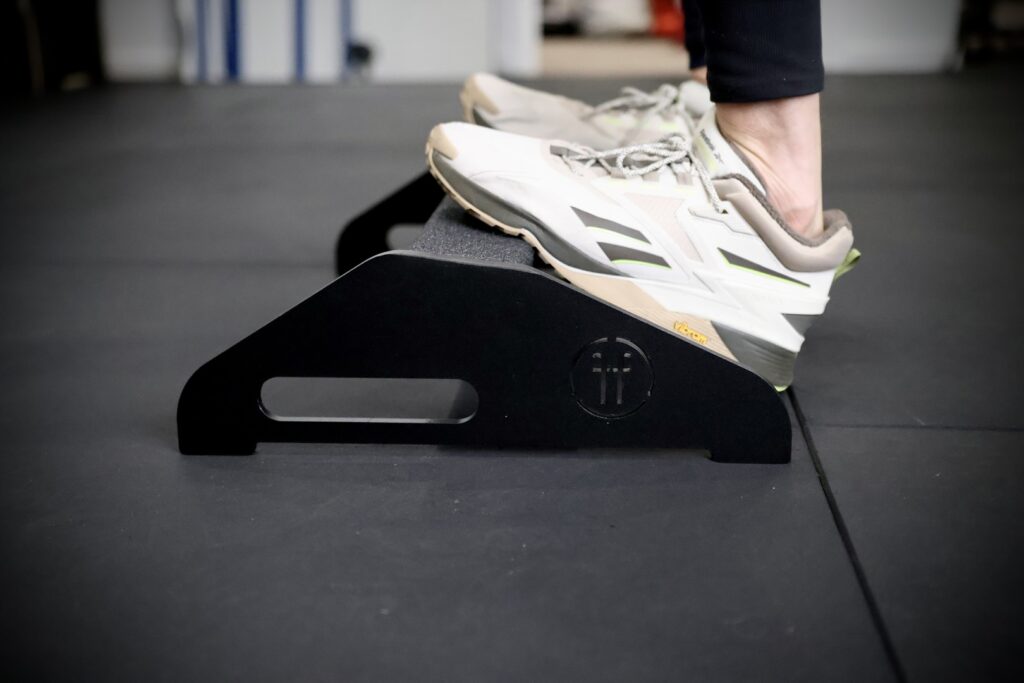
[425, 112, 858, 389]
[460, 72, 712, 150]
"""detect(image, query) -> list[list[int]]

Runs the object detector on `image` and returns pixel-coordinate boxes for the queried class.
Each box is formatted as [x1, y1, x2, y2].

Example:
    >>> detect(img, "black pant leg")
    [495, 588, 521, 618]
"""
[682, 0, 707, 69]
[694, 0, 824, 102]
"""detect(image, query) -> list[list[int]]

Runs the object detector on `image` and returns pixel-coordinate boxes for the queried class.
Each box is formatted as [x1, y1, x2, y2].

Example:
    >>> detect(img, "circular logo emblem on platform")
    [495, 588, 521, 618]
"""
[571, 337, 652, 419]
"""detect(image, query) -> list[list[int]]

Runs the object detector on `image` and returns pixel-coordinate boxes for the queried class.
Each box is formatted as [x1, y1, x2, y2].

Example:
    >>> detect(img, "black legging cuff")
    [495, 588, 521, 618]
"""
[684, 0, 824, 103]
[682, 0, 707, 69]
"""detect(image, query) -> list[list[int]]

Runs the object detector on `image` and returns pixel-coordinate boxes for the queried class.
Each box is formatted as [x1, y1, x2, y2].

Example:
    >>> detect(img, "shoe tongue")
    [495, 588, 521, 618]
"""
[679, 81, 712, 118]
[692, 109, 767, 195]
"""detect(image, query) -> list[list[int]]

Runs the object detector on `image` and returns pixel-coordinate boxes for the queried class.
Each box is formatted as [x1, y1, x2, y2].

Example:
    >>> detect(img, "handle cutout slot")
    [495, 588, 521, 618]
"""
[261, 377, 477, 424]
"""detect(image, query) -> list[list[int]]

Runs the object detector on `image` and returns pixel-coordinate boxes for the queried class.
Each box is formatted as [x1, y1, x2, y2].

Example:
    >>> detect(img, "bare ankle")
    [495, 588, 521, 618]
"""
[715, 95, 824, 238]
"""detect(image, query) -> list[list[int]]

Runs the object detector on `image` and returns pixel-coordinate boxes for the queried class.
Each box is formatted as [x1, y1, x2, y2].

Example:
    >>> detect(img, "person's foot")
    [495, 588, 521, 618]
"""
[460, 73, 711, 150]
[713, 96, 824, 238]
[425, 121, 856, 389]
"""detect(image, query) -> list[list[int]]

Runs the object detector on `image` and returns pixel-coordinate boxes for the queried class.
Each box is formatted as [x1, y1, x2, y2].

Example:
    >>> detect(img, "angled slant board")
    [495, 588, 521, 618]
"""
[180, 177, 791, 463]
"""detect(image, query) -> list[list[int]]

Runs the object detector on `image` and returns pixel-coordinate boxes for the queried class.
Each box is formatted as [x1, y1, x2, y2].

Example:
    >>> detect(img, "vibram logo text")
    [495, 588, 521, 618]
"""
[673, 321, 708, 345]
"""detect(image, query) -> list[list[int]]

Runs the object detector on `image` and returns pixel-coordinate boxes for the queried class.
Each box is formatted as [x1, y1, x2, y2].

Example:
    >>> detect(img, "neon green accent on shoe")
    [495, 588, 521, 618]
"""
[834, 248, 861, 281]
[725, 262, 810, 288]
[718, 249, 811, 288]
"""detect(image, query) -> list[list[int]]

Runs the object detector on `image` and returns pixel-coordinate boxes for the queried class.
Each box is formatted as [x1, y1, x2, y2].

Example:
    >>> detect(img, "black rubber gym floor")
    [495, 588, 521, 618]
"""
[1, 67, 1022, 681]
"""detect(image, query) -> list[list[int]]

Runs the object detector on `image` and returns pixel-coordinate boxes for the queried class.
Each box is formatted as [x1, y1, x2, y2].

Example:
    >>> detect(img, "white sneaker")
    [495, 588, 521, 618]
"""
[460, 72, 712, 150]
[425, 116, 857, 389]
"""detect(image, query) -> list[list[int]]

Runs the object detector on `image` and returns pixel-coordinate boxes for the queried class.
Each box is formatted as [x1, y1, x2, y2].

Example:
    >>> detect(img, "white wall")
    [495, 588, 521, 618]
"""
[355, 0, 488, 81]
[489, 0, 542, 77]
[355, 0, 542, 82]
[101, 0, 543, 83]
[100, 0, 179, 81]
[822, 0, 961, 73]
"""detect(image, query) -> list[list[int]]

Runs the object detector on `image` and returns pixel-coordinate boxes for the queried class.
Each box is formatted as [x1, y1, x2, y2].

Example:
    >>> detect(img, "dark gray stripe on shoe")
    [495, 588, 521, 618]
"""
[572, 207, 650, 244]
[713, 323, 798, 389]
[598, 243, 670, 268]
[719, 248, 810, 287]
[432, 151, 619, 276]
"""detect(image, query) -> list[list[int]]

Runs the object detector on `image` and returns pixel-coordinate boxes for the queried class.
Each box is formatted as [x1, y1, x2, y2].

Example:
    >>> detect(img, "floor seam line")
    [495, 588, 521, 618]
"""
[803, 422, 1024, 433]
[788, 387, 908, 683]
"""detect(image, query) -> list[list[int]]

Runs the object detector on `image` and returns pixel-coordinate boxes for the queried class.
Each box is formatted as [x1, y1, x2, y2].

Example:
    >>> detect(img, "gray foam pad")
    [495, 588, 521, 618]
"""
[412, 197, 536, 266]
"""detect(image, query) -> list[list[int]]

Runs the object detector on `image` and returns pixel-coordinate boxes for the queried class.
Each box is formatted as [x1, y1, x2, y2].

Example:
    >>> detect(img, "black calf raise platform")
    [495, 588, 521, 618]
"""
[178, 174, 791, 463]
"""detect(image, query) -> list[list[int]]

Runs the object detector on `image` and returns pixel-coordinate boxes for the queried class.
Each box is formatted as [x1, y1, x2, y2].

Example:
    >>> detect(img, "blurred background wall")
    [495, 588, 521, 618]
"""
[96, 0, 541, 84]
[821, 0, 963, 72]
[3, 0, 1023, 94]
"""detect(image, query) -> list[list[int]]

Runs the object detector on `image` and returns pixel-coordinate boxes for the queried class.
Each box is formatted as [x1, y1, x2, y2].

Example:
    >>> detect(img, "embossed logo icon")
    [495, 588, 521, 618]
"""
[571, 337, 652, 418]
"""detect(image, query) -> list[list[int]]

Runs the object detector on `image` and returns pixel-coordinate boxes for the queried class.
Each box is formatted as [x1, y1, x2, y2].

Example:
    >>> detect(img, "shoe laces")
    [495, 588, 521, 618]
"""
[590, 84, 683, 117]
[587, 84, 687, 131]
[556, 136, 727, 214]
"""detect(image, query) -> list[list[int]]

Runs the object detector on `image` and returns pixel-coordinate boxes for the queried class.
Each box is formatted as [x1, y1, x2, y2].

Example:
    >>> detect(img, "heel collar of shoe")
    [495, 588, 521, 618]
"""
[714, 175, 854, 272]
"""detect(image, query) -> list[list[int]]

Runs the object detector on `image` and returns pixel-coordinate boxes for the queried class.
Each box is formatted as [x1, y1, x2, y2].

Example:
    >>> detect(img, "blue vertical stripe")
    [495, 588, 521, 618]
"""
[295, 0, 306, 80]
[340, 0, 352, 79]
[196, 0, 208, 82]
[225, 0, 240, 81]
